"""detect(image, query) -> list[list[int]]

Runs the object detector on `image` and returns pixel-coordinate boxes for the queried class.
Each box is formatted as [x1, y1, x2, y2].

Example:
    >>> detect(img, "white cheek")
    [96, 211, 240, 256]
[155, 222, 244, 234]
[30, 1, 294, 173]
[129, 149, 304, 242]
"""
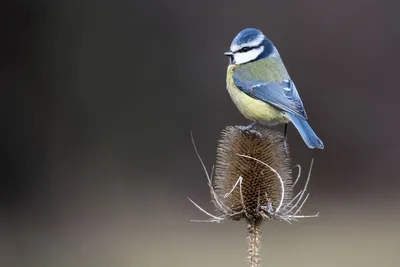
[233, 46, 264, 64]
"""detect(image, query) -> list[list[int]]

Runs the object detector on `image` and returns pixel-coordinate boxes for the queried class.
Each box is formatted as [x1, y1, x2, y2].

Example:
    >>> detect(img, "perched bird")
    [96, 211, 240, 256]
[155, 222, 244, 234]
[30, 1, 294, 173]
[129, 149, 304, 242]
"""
[224, 28, 324, 149]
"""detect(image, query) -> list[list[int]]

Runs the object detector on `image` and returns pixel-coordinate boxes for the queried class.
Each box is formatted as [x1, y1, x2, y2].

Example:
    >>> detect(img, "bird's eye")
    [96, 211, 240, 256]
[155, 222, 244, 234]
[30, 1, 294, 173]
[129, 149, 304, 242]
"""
[239, 46, 252, 53]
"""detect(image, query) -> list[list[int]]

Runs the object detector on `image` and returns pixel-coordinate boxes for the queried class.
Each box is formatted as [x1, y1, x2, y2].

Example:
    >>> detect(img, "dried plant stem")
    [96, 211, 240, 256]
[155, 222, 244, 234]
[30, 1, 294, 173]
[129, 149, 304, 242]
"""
[189, 127, 319, 267]
[247, 219, 262, 267]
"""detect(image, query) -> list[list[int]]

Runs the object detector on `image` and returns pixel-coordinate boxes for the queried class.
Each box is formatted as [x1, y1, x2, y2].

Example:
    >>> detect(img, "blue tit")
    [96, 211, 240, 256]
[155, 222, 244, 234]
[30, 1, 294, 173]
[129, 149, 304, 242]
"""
[224, 28, 324, 149]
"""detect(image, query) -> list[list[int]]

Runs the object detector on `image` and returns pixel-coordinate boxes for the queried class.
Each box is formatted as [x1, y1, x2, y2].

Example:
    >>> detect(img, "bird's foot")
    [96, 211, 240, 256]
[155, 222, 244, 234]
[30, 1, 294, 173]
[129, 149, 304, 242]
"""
[235, 122, 257, 131]
[235, 122, 262, 138]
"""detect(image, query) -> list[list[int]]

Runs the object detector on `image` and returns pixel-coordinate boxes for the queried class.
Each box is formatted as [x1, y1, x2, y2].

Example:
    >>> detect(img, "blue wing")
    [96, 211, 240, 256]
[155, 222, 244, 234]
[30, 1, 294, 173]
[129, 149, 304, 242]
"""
[233, 70, 308, 120]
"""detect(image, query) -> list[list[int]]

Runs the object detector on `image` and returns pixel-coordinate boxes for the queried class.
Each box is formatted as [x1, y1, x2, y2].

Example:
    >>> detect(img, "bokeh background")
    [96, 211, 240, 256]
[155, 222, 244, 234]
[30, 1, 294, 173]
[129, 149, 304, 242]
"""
[1, 1, 400, 266]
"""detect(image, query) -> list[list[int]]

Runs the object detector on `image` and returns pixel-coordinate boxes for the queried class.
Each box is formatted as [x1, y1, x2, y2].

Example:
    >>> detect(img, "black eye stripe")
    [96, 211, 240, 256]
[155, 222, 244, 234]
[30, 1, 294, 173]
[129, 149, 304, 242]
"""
[238, 46, 252, 53]
[235, 43, 263, 53]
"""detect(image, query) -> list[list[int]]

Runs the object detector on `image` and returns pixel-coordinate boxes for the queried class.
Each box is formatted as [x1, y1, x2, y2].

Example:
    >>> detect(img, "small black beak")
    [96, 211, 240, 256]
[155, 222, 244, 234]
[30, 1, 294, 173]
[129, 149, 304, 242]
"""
[224, 50, 233, 56]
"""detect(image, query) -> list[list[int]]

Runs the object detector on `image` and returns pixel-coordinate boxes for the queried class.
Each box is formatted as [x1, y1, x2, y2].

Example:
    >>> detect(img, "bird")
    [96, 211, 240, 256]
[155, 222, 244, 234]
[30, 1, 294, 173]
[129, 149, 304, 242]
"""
[224, 28, 324, 149]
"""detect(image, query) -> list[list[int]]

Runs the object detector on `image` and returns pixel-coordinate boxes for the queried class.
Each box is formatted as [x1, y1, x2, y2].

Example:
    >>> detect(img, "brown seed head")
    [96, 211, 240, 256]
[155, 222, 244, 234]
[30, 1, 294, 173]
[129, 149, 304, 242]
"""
[213, 126, 293, 220]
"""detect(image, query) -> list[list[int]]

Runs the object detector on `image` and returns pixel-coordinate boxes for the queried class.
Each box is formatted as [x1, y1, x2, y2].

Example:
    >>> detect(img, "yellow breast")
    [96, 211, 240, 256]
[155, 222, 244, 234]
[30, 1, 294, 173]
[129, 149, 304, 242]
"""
[226, 65, 289, 124]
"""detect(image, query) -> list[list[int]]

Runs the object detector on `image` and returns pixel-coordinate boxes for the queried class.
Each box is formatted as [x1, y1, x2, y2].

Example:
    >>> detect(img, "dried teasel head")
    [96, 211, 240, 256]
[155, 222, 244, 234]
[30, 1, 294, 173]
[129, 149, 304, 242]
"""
[189, 126, 319, 267]
[213, 126, 292, 221]
[189, 126, 318, 224]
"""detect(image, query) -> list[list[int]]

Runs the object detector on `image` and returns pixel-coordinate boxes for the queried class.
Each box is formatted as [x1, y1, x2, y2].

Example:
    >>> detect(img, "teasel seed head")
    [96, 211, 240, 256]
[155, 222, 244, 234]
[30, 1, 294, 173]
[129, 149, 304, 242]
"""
[189, 126, 319, 267]
[212, 126, 293, 221]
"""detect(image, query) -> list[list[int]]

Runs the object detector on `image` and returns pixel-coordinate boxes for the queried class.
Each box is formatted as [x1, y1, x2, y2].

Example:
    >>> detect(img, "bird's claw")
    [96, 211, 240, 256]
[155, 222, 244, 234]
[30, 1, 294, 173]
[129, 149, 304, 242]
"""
[235, 122, 256, 131]
[249, 130, 263, 139]
[235, 122, 262, 138]
[235, 125, 252, 131]
[235, 126, 262, 138]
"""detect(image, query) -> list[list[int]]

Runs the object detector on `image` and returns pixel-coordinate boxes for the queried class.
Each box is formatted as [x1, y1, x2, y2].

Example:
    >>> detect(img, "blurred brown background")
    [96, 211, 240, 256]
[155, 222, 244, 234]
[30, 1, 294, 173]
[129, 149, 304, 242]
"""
[1, 0, 399, 266]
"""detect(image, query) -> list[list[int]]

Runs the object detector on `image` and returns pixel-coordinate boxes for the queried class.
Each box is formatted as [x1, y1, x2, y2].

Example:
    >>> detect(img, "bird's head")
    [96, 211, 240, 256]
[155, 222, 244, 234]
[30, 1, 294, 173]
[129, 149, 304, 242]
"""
[224, 28, 274, 65]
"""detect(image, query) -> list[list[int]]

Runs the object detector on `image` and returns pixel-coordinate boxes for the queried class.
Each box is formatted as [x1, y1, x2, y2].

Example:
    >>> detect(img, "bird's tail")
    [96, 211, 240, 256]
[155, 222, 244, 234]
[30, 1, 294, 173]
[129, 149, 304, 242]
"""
[286, 113, 324, 149]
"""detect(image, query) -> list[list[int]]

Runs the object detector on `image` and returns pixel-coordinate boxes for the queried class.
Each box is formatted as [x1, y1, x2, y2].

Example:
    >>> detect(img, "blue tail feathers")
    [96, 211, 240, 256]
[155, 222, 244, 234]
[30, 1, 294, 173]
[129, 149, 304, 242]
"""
[285, 113, 324, 149]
